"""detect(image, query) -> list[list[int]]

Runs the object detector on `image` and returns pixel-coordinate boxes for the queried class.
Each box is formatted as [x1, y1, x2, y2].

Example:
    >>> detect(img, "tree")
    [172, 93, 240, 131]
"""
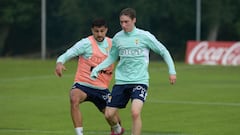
[0, 0, 240, 59]
[202, 0, 240, 41]
[0, 0, 40, 56]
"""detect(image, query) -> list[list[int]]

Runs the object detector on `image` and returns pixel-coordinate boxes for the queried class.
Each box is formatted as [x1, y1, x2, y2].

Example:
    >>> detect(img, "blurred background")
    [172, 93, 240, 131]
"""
[0, 0, 240, 60]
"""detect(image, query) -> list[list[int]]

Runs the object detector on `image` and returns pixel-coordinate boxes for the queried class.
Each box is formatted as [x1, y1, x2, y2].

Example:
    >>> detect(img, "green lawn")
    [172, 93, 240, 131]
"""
[0, 58, 240, 135]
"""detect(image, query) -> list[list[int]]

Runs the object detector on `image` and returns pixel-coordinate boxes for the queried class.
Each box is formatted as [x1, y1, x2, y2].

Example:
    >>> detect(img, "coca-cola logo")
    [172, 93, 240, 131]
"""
[187, 41, 240, 65]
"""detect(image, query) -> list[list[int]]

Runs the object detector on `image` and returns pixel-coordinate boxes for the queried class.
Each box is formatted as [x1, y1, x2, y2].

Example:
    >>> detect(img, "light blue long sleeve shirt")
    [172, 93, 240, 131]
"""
[92, 27, 176, 86]
[57, 38, 109, 64]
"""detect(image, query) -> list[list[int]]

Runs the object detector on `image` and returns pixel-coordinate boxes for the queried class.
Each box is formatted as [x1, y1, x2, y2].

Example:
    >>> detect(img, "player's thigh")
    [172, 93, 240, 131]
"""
[90, 89, 110, 112]
[70, 88, 87, 103]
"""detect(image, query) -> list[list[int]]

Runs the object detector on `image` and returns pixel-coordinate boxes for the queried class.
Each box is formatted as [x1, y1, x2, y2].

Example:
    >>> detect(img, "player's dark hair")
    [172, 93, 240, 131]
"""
[119, 8, 136, 20]
[91, 18, 108, 28]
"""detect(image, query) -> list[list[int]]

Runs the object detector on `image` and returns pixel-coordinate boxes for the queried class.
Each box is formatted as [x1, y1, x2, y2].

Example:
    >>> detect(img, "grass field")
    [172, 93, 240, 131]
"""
[0, 58, 240, 135]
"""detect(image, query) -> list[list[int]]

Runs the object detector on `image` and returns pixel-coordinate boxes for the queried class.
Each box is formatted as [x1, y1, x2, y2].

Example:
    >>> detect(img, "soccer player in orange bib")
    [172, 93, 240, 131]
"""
[55, 18, 123, 135]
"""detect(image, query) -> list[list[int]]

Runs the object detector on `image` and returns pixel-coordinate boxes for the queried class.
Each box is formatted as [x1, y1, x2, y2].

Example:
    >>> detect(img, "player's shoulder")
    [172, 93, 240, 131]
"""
[135, 28, 155, 41]
[74, 37, 91, 48]
[136, 28, 152, 36]
[114, 30, 124, 37]
[105, 36, 112, 41]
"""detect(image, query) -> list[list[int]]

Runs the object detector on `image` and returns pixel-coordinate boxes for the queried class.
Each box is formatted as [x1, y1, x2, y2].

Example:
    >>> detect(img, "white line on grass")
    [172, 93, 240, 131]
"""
[0, 74, 74, 82]
[148, 99, 240, 107]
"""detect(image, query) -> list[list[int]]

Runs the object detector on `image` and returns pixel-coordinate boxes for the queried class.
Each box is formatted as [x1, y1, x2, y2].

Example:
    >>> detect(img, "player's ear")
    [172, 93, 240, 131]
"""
[133, 18, 136, 23]
[91, 28, 94, 34]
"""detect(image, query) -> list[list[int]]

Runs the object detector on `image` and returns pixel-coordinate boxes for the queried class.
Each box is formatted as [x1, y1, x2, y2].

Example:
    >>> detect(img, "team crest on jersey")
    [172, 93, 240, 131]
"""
[105, 47, 110, 54]
[135, 39, 139, 45]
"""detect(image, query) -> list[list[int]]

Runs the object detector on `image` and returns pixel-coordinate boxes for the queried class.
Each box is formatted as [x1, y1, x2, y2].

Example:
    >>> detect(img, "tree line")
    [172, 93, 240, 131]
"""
[0, 0, 240, 60]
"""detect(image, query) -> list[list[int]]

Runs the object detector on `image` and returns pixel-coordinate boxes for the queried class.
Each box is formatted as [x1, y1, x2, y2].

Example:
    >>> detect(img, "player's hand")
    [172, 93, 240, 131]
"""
[90, 68, 99, 80]
[169, 74, 176, 85]
[55, 62, 66, 77]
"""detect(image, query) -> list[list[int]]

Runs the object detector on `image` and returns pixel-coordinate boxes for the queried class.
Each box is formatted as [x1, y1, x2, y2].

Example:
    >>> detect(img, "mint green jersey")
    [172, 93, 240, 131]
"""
[93, 27, 176, 86]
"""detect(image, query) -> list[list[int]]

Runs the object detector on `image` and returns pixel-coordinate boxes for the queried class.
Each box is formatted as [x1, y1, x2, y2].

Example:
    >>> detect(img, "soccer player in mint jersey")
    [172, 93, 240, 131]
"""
[55, 18, 123, 135]
[91, 8, 177, 135]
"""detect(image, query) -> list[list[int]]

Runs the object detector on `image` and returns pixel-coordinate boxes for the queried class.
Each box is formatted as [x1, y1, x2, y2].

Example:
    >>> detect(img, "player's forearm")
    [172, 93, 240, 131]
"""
[95, 45, 119, 71]
[56, 50, 77, 64]
[162, 50, 176, 75]
[94, 56, 116, 72]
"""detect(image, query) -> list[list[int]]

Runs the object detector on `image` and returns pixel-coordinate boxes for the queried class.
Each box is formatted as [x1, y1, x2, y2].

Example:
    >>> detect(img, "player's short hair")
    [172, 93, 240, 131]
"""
[91, 18, 108, 28]
[119, 8, 136, 20]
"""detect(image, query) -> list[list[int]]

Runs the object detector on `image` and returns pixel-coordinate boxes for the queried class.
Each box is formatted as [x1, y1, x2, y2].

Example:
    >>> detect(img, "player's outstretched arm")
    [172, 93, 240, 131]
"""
[90, 67, 99, 79]
[90, 44, 119, 79]
[55, 62, 66, 77]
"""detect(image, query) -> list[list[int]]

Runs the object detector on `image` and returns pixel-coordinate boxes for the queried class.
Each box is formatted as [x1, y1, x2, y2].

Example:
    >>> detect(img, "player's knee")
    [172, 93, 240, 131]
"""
[131, 110, 141, 120]
[70, 96, 80, 108]
[104, 110, 114, 120]
[104, 111, 111, 120]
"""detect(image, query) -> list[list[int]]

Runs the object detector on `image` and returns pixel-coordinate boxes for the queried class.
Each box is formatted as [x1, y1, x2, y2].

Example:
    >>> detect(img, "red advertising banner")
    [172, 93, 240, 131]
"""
[185, 41, 240, 65]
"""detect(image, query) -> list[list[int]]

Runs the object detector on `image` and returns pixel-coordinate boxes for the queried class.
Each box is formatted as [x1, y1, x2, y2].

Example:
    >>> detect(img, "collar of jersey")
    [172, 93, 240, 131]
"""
[124, 27, 137, 35]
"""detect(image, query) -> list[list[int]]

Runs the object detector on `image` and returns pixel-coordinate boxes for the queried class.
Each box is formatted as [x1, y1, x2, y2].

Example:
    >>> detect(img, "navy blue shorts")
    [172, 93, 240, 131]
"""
[71, 83, 110, 112]
[107, 84, 148, 108]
